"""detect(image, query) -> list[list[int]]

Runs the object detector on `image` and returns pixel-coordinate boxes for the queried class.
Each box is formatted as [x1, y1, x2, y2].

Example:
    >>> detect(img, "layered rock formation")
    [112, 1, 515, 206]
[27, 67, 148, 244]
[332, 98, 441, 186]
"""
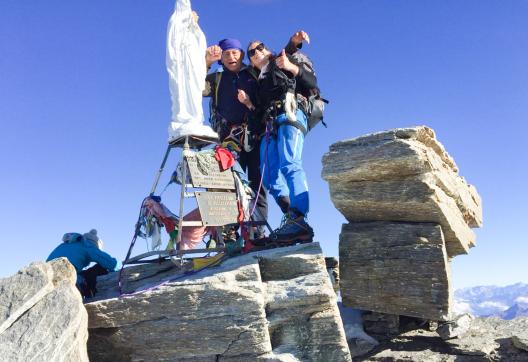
[85, 243, 352, 361]
[322, 126, 482, 257]
[340, 222, 451, 321]
[322, 126, 482, 321]
[0, 258, 89, 362]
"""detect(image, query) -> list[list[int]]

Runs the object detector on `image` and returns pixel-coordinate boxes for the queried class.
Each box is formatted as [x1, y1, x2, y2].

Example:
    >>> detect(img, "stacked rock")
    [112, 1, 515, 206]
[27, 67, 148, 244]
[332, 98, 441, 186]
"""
[322, 126, 482, 321]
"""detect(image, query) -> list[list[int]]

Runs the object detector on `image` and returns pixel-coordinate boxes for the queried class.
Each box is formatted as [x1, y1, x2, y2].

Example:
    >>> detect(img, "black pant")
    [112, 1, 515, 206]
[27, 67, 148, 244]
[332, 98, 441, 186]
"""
[79, 263, 110, 299]
[238, 146, 268, 222]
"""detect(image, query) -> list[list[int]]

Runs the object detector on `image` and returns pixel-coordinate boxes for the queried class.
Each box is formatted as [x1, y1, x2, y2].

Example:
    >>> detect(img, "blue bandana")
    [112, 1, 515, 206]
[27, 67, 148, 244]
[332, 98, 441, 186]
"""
[218, 38, 243, 53]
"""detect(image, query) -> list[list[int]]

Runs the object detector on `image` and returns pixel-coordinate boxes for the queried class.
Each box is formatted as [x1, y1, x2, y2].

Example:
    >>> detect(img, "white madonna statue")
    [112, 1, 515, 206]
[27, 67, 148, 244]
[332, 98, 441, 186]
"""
[166, 0, 218, 142]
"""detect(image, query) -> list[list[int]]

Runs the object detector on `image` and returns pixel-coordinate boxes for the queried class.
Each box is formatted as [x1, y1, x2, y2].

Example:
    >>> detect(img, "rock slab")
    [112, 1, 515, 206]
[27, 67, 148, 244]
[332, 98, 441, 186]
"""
[340, 222, 451, 321]
[85, 242, 351, 361]
[322, 126, 482, 257]
[0, 258, 89, 362]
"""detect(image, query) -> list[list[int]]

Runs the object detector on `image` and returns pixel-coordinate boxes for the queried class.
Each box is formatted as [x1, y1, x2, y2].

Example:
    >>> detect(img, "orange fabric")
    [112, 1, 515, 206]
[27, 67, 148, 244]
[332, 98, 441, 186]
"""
[214, 146, 235, 170]
[237, 200, 244, 223]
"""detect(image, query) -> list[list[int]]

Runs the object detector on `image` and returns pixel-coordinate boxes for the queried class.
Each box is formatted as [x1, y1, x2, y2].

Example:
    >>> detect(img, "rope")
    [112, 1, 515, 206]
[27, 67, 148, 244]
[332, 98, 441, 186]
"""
[248, 125, 270, 219]
[119, 253, 229, 298]
[118, 197, 149, 294]
[118, 234, 137, 295]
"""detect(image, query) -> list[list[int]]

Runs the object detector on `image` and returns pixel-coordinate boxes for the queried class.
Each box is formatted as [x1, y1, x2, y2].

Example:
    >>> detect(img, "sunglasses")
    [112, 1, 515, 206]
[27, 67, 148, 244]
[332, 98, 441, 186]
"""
[248, 43, 266, 58]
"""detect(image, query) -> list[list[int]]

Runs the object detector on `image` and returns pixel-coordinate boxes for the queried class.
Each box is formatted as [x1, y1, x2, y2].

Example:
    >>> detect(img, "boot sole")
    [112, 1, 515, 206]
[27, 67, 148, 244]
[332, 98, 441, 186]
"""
[270, 233, 314, 243]
[246, 236, 313, 252]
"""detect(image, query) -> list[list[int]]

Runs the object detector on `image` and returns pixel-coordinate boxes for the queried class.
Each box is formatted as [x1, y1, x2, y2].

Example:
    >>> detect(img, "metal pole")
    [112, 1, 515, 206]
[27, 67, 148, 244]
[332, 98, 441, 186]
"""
[176, 136, 189, 252]
[150, 145, 172, 195]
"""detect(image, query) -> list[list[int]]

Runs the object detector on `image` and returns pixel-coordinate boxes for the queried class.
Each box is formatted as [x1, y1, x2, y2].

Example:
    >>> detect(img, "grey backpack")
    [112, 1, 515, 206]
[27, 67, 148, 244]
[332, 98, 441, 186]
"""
[290, 51, 329, 131]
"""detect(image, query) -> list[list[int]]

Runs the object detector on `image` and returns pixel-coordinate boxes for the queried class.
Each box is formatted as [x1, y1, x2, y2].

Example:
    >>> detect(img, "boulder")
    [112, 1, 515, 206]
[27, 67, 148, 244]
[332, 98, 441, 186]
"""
[0, 258, 89, 362]
[85, 243, 351, 361]
[437, 313, 474, 340]
[340, 222, 451, 321]
[327, 178, 475, 257]
[322, 126, 482, 257]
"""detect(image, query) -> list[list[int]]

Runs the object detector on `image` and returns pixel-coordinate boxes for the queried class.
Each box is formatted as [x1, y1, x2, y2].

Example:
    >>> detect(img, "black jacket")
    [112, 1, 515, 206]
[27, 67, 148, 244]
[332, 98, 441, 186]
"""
[257, 53, 318, 110]
[203, 65, 259, 126]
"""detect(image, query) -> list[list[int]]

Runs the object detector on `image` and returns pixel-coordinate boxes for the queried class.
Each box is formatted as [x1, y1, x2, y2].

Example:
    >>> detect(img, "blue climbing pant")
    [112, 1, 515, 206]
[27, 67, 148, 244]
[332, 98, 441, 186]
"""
[260, 109, 309, 216]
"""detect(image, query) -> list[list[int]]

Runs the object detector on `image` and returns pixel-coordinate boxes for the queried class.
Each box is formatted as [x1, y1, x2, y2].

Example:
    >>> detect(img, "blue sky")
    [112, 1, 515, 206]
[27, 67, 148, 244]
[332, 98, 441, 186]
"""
[0, 0, 526, 289]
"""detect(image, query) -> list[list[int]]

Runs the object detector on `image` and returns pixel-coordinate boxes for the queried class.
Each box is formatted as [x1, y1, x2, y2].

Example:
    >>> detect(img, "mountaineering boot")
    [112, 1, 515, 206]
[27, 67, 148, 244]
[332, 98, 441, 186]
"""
[251, 214, 291, 248]
[269, 211, 314, 245]
[251, 225, 267, 240]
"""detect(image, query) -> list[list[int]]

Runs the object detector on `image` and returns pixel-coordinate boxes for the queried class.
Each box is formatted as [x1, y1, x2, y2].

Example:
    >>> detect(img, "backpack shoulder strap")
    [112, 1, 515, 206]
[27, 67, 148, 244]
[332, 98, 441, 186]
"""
[277, 119, 307, 136]
[291, 52, 315, 75]
[213, 71, 222, 110]
[268, 58, 292, 87]
[246, 66, 259, 80]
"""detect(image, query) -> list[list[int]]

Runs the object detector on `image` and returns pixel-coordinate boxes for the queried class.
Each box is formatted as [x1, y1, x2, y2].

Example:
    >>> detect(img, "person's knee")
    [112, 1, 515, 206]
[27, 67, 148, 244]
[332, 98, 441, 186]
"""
[280, 162, 304, 178]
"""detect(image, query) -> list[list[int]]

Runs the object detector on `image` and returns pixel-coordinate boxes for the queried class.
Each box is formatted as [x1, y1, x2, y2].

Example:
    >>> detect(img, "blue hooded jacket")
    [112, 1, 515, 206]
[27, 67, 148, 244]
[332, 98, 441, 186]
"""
[47, 238, 118, 284]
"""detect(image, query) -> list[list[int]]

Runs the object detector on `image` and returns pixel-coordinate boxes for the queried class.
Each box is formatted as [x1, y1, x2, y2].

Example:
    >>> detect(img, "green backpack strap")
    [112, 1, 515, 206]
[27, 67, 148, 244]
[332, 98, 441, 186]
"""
[213, 71, 222, 110]
[209, 71, 223, 131]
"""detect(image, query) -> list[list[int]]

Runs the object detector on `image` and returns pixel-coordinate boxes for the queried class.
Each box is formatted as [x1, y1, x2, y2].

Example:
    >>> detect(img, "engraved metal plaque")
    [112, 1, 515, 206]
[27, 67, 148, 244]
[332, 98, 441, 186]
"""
[195, 192, 239, 226]
[186, 153, 235, 190]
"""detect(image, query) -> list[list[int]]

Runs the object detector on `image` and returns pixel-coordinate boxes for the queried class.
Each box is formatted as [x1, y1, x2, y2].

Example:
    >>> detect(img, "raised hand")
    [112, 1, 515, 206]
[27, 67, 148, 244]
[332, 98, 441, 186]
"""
[275, 49, 298, 75]
[205, 45, 222, 67]
[290, 30, 310, 46]
[237, 89, 255, 110]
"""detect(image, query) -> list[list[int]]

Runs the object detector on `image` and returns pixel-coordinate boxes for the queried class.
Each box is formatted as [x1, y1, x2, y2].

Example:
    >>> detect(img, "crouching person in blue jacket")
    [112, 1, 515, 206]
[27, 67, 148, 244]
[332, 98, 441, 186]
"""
[47, 229, 118, 299]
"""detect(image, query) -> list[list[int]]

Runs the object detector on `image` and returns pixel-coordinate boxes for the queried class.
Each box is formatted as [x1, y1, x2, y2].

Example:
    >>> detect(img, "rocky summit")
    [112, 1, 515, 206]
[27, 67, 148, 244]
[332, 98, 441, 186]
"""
[85, 242, 351, 361]
[2, 126, 525, 362]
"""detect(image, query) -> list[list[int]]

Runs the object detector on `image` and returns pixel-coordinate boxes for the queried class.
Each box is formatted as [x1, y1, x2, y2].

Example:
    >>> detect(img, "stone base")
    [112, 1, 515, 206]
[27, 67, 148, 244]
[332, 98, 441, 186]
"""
[86, 243, 351, 361]
[340, 222, 451, 321]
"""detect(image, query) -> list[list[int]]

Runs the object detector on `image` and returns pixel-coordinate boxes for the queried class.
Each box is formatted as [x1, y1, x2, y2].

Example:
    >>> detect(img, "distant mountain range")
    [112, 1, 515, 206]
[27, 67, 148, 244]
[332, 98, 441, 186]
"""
[454, 283, 528, 319]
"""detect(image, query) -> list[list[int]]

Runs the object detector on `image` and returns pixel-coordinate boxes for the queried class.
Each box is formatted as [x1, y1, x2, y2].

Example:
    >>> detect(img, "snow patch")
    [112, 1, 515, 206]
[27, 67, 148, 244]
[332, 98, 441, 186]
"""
[477, 301, 509, 311]
[514, 296, 528, 306]
[453, 300, 473, 315]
